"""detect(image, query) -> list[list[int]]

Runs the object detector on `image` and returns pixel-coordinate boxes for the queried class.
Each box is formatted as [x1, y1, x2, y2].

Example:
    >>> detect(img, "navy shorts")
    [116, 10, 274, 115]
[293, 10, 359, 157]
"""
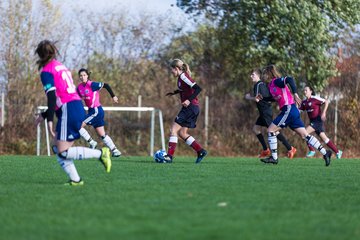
[56, 100, 86, 141]
[273, 104, 305, 130]
[175, 104, 199, 128]
[84, 106, 105, 128]
[310, 117, 325, 135]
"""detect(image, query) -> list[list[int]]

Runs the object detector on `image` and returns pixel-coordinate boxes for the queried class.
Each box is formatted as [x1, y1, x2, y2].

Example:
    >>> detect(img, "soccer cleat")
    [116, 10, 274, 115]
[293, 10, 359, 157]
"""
[260, 156, 278, 164]
[100, 147, 112, 173]
[196, 149, 208, 163]
[259, 148, 271, 158]
[89, 140, 98, 149]
[112, 148, 121, 157]
[162, 154, 173, 163]
[323, 150, 332, 167]
[287, 146, 297, 159]
[64, 179, 84, 186]
[336, 150, 343, 159]
[306, 151, 316, 158]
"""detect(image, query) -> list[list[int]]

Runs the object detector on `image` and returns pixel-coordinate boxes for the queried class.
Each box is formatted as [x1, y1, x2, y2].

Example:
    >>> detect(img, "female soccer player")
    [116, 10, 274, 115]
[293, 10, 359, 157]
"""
[77, 68, 121, 157]
[34, 40, 112, 185]
[299, 86, 342, 159]
[258, 65, 332, 166]
[245, 69, 296, 158]
[162, 59, 207, 163]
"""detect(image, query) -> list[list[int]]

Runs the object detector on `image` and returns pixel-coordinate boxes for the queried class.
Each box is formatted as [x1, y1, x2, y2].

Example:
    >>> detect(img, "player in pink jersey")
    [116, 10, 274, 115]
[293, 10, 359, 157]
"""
[77, 68, 121, 157]
[160, 59, 207, 163]
[258, 65, 332, 166]
[299, 86, 342, 159]
[34, 40, 112, 185]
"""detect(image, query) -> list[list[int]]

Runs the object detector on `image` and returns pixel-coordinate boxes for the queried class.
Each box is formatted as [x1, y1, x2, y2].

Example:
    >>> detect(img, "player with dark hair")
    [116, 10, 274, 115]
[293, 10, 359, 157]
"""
[245, 68, 296, 158]
[77, 68, 121, 157]
[162, 59, 207, 163]
[299, 86, 342, 159]
[258, 65, 332, 166]
[34, 40, 112, 186]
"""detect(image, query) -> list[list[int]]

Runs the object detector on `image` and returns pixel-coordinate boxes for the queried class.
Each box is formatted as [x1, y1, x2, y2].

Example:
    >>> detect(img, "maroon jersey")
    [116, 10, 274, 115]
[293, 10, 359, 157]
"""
[299, 96, 326, 120]
[177, 72, 199, 106]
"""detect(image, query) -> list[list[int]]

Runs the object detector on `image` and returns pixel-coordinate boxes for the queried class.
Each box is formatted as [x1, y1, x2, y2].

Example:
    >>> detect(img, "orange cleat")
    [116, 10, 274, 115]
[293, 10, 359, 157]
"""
[287, 146, 297, 159]
[259, 148, 271, 158]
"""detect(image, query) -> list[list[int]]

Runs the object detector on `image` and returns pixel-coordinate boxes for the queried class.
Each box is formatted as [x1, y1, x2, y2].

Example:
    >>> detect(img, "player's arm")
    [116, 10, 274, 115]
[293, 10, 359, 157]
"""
[257, 82, 275, 102]
[166, 89, 182, 96]
[102, 83, 118, 103]
[321, 98, 329, 121]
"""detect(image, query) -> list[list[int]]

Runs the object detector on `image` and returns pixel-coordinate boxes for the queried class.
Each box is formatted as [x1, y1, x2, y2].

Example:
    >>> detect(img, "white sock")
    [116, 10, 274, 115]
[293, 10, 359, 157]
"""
[305, 135, 327, 155]
[268, 132, 278, 159]
[67, 147, 102, 160]
[57, 157, 81, 182]
[79, 128, 93, 142]
[102, 135, 116, 151]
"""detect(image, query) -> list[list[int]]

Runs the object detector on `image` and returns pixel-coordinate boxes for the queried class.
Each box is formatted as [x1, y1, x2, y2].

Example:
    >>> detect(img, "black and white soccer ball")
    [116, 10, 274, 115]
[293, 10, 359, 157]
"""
[153, 149, 167, 163]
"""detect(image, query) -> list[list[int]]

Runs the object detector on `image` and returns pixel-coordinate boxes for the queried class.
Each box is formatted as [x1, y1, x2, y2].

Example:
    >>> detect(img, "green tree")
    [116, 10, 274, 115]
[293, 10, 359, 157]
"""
[177, 0, 360, 90]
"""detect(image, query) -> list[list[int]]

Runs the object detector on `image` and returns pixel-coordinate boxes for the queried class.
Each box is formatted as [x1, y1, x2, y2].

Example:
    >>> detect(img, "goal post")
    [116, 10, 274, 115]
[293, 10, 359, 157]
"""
[36, 106, 166, 156]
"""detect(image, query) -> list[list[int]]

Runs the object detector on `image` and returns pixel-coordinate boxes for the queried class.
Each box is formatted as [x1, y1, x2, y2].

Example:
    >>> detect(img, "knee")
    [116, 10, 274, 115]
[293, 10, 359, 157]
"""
[57, 150, 68, 160]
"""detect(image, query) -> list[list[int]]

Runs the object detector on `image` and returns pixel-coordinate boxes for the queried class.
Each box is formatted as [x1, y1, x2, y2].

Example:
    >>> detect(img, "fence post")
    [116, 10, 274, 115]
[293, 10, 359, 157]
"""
[204, 96, 209, 148]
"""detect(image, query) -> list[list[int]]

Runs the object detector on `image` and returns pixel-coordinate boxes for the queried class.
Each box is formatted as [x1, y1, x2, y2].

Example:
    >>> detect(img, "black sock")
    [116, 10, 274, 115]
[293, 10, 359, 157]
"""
[256, 134, 268, 150]
[277, 133, 292, 151]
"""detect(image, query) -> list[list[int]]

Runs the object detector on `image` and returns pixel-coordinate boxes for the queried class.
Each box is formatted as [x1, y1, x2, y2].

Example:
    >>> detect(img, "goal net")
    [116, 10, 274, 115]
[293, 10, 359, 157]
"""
[36, 106, 165, 156]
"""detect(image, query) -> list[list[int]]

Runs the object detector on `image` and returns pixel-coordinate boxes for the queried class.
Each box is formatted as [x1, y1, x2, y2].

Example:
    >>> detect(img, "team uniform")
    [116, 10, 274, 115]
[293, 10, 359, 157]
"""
[39, 59, 111, 185]
[175, 72, 200, 128]
[77, 79, 121, 157]
[40, 59, 85, 141]
[252, 81, 295, 157]
[300, 96, 342, 158]
[77, 80, 106, 128]
[261, 76, 331, 166]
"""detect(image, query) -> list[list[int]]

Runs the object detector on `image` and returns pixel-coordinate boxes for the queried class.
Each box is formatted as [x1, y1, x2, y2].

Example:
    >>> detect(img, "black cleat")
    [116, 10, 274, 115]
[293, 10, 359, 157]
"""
[323, 150, 332, 167]
[196, 149, 207, 163]
[163, 154, 173, 163]
[260, 156, 278, 164]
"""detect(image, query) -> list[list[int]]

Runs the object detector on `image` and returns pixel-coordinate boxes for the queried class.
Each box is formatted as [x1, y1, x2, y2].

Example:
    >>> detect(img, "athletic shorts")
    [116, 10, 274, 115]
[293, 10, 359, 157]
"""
[84, 106, 105, 128]
[310, 117, 325, 135]
[175, 104, 199, 128]
[273, 104, 304, 130]
[255, 111, 273, 127]
[56, 100, 85, 141]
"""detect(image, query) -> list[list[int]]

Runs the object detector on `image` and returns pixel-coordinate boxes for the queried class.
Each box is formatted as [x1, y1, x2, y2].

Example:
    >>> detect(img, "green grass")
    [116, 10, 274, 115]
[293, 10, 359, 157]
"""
[1, 155, 360, 240]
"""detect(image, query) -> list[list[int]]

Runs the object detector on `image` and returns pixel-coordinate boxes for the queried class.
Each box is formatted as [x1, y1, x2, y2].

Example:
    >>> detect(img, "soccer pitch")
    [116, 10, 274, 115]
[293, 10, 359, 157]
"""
[1, 155, 359, 240]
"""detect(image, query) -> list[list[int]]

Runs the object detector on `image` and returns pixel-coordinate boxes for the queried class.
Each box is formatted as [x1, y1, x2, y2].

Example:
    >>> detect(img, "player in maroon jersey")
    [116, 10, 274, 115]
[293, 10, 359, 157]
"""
[299, 86, 342, 159]
[161, 59, 207, 163]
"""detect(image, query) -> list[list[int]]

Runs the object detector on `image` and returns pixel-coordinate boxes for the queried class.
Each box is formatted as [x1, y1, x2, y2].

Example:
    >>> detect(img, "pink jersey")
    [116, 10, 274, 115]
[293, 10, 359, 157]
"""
[269, 77, 295, 109]
[177, 72, 199, 105]
[299, 96, 326, 120]
[77, 80, 104, 108]
[41, 59, 80, 109]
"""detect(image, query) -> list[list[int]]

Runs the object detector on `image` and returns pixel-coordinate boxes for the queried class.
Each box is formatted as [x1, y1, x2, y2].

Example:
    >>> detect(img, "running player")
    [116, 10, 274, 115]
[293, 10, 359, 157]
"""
[34, 40, 112, 185]
[245, 68, 296, 158]
[77, 68, 121, 157]
[258, 65, 332, 166]
[162, 59, 207, 163]
[299, 86, 342, 159]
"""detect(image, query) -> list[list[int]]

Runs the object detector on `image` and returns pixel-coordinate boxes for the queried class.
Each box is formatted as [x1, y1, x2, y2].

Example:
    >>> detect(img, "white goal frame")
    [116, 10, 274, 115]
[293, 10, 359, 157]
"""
[36, 106, 165, 156]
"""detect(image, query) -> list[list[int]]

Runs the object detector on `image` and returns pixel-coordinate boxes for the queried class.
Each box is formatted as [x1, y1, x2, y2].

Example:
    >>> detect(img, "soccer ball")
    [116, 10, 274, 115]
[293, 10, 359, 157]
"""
[153, 149, 167, 163]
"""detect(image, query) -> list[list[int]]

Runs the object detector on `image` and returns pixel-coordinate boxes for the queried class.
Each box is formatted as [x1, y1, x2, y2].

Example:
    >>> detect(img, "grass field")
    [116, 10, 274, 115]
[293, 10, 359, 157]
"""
[1, 155, 360, 240]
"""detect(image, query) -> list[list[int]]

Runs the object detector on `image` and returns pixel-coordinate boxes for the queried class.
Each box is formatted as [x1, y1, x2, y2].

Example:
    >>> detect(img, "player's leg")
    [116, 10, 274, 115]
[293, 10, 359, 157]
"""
[81, 113, 98, 149]
[305, 125, 316, 157]
[294, 127, 331, 166]
[95, 126, 121, 157]
[262, 123, 282, 163]
[179, 127, 207, 163]
[164, 121, 182, 162]
[319, 132, 342, 159]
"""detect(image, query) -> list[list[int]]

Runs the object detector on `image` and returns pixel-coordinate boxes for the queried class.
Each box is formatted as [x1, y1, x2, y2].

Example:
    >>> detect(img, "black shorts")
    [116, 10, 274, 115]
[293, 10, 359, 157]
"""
[310, 118, 325, 135]
[175, 104, 199, 128]
[255, 112, 273, 127]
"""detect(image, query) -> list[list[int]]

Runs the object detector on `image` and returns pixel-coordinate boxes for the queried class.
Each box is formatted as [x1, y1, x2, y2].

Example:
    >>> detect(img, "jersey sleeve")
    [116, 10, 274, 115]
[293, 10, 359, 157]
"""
[312, 96, 326, 105]
[258, 82, 271, 98]
[40, 71, 56, 94]
[180, 73, 196, 87]
[90, 81, 104, 92]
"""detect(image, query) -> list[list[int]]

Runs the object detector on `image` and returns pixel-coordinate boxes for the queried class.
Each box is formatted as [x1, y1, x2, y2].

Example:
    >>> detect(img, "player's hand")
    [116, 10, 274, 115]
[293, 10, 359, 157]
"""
[294, 93, 302, 107]
[255, 94, 263, 102]
[113, 96, 119, 103]
[321, 113, 326, 121]
[47, 121, 56, 138]
[182, 100, 190, 107]
[245, 93, 251, 100]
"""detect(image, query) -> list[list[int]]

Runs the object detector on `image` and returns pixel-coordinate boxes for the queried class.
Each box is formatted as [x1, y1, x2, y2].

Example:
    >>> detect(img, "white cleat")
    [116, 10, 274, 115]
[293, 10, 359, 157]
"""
[89, 140, 98, 149]
[112, 148, 121, 157]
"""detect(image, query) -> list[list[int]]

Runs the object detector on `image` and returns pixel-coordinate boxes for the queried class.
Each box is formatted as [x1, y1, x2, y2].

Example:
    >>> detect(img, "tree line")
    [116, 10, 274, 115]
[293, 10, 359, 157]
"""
[0, 0, 359, 156]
